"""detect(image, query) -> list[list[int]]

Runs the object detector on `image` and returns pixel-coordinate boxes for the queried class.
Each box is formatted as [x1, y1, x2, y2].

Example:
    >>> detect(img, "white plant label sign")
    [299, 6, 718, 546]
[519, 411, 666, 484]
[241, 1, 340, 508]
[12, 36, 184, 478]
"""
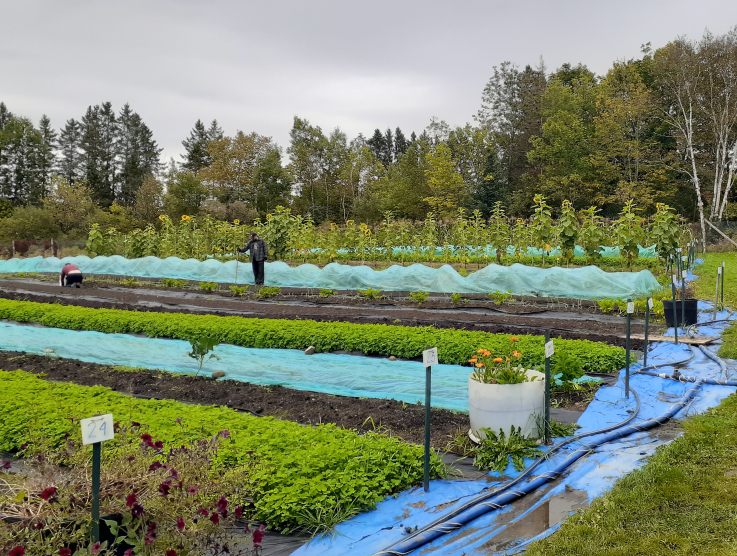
[545, 340, 554, 358]
[80, 414, 114, 445]
[627, 301, 634, 314]
[422, 347, 438, 368]
[682, 270, 688, 279]
[719, 267, 722, 275]
[648, 298, 654, 310]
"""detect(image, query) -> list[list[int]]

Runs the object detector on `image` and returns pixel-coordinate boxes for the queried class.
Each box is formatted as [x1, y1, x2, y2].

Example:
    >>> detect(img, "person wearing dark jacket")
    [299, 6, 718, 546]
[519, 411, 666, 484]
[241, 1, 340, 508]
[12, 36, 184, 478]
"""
[238, 232, 269, 285]
[60, 263, 83, 287]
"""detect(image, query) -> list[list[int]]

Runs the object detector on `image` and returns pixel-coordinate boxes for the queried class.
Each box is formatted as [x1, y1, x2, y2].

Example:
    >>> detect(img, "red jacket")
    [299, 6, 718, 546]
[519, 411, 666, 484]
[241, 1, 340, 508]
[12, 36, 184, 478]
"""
[61, 264, 81, 277]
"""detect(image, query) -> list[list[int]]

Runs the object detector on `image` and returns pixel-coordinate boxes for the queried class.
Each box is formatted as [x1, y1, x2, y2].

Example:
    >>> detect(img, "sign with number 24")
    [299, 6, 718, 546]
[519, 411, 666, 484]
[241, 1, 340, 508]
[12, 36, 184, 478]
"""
[80, 414, 115, 445]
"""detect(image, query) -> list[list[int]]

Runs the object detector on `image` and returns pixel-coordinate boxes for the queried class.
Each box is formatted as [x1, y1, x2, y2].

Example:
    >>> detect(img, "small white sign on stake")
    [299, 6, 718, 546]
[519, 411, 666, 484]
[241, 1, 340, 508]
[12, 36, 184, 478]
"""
[422, 347, 438, 368]
[648, 298, 654, 310]
[719, 266, 723, 275]
[682, 255, 688, 262]
[544, 340, 554, 358]
[682, 270, 688, 279]
[627, 301, 635, 314]
[80, 414, 114, 445]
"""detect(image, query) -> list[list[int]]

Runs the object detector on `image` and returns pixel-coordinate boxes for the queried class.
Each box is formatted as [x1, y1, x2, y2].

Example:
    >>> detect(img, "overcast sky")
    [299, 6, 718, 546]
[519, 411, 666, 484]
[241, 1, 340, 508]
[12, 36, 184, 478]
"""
[2, 1, 736, 163]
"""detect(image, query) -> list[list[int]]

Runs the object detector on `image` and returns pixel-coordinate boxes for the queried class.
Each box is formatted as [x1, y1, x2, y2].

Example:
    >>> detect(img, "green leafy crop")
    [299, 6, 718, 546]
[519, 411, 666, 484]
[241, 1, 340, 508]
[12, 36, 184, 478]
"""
[0, 300, 626, 373]
[0, 371, 445, 532]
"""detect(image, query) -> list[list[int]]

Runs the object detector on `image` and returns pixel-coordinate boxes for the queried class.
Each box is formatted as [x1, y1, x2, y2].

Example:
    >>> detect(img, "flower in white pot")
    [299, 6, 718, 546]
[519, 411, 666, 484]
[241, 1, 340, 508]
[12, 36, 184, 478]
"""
[468, 337, 545, 440]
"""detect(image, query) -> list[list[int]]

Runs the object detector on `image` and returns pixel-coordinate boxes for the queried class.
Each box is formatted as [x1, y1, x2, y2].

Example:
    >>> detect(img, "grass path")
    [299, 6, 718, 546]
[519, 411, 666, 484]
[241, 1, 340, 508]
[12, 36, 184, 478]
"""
[526, 393, 737, 555]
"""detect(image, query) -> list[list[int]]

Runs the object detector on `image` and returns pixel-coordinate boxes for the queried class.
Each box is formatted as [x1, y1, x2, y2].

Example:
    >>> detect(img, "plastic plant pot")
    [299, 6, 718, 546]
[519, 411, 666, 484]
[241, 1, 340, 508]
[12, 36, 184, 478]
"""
[663, 299, 698, 327]
[468, 369, 545, 440]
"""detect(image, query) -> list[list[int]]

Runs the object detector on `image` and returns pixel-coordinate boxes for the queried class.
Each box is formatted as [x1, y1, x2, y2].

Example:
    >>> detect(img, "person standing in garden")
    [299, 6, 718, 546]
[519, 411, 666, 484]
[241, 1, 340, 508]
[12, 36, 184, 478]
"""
[59, 263, 84, 287]
[238, 231, 269, 286]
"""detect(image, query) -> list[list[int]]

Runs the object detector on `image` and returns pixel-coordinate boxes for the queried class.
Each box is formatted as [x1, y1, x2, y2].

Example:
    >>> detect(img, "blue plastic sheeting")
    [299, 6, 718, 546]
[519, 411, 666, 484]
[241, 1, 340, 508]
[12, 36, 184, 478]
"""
[291, 312, 737, 556]
[0, 322, 473, 412]
[0, 255, 661, 299]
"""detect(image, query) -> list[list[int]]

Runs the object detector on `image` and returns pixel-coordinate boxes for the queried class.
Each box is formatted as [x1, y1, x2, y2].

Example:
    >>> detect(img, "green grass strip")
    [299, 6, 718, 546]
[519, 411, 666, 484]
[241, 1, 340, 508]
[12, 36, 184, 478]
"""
[0, 299, 625, 372]
[0, 370, 443, 532]
[692, 254, 737, 359]
[526, 393, 737, 555]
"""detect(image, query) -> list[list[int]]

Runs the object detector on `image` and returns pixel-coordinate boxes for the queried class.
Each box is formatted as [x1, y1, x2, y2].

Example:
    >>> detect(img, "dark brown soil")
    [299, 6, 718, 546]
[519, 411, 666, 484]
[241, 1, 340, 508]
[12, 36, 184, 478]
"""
[0, 351, 596, 450]
[0, 278, 662, 349]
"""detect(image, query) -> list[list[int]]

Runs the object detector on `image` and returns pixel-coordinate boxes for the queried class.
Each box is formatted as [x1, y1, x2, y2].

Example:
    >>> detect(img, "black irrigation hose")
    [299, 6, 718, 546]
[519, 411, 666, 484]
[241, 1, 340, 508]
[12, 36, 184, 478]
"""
[374, 342, 730, 556]
[373, 388, 643, 556]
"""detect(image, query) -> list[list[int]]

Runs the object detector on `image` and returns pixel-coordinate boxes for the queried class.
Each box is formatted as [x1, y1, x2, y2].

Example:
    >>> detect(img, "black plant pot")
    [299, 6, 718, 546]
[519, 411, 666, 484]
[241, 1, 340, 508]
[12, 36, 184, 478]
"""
[663, 299, 698, 327]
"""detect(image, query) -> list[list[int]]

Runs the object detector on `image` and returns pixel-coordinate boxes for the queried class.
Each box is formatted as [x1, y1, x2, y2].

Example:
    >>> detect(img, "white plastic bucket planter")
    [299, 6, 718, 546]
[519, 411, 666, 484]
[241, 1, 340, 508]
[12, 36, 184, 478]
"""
[468, 369, 545, 440]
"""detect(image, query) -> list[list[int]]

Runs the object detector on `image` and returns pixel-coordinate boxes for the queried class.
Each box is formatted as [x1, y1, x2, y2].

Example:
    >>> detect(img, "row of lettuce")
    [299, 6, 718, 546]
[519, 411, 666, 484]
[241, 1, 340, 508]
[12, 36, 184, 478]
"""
[0, 299, 626, 372]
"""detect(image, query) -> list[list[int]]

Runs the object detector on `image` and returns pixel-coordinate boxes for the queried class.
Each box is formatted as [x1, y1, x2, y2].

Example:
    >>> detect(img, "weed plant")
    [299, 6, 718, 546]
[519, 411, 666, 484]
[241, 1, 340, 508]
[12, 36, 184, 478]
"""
[257, 286, 282, 298]
[198, 282, 218, 292]
[408, 291, 429, 305]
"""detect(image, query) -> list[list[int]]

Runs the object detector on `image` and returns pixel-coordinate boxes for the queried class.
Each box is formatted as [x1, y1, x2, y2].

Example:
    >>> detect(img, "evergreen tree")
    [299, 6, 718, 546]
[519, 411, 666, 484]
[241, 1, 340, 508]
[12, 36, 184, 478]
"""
[37, 115, 57, 194]
[181, 119, 211, 173]
[0, 117, 45, 203]
[81, 104, 116, 206]
[117, 103, 162, 205]
[384, 128, 394, 164]
[0, 102, 14, 195]
[57, 119, 83, 184]
[394, 127, 409, 159]
[367, 129, 389, 167]
[207, 119, 224, 141]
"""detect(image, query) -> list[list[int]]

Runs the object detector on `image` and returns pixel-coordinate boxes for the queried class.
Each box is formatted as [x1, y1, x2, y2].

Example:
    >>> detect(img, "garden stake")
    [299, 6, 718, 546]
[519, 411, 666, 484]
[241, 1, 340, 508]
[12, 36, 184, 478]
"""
[671, 277, 678, 344]
[644, 297, 651, 367]
[234, 253, 239, 285]
[91, 442, 101, 542]
[716, 267, 721, 320]
[682, 268, 687, 328]
[625, 299, 632, 398]
[424, 364, 431, 492]
[722, 261, 726, 306]
[544, 331, 551, 444]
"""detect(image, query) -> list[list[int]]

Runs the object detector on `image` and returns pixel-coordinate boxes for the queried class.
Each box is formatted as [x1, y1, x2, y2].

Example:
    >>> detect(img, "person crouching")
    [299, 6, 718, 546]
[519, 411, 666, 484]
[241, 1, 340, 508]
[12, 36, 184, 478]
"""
[60, 263, 83, 288]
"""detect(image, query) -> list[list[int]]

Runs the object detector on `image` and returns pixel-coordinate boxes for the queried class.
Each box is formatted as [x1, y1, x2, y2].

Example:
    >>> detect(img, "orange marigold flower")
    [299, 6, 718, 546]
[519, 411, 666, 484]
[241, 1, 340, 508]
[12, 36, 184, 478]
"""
[506, 358, 511, 362]
[468, 359, 477, 363]
[475, 363, 485, 368]
[512, 351, 522, 357]
[509, 337, 519, 342]
[493, 357, 503, 363]
[477, 349, 485, 354]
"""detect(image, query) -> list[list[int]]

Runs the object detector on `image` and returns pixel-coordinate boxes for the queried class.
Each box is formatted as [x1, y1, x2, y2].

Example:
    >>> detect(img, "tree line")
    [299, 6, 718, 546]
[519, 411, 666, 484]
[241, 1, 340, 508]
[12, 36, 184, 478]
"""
[1, 28, 737, 245]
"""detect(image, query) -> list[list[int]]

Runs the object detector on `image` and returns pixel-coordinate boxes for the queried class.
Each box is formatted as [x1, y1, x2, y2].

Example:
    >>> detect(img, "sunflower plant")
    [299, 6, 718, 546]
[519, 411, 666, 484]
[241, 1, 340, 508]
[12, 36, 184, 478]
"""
[469, 337, 532, 385]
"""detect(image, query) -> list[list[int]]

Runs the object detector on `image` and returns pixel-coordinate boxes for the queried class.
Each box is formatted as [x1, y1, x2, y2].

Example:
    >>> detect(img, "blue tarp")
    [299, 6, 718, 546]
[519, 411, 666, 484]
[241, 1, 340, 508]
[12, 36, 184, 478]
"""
[290, 304, 737, 556]
[0, 255, 661, 300]
[0, 323, 473, 412]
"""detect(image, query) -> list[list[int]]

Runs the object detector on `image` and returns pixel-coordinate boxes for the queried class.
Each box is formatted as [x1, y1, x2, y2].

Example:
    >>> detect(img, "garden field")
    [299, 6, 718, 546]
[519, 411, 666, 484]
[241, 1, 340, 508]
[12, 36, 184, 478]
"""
[0, 247, 732, 556]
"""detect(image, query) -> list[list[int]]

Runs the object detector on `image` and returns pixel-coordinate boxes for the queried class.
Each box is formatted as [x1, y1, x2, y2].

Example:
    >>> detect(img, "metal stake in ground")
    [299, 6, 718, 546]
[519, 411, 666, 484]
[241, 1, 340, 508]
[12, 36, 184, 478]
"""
[682, 268, 687, 329]
[80, 413, 115, 543]
[716, 266, 722, 321]
[544, 331, 553, 444]
[421, 347, 438, 492]
[644, 297, 652, 367]
[722, 261, 726, 306]
[626, 299, 633, 398]
[671, 276, 679, 345]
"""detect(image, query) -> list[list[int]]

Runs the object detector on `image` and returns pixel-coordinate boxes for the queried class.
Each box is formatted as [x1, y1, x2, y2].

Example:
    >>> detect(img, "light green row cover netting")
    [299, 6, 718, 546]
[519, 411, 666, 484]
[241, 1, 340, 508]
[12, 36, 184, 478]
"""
[0, 255, 661, 299]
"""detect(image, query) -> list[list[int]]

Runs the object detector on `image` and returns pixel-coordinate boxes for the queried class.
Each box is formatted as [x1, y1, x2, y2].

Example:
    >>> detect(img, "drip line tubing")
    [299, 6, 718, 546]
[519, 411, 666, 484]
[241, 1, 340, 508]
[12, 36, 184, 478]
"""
[374, 344, 734, 556]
